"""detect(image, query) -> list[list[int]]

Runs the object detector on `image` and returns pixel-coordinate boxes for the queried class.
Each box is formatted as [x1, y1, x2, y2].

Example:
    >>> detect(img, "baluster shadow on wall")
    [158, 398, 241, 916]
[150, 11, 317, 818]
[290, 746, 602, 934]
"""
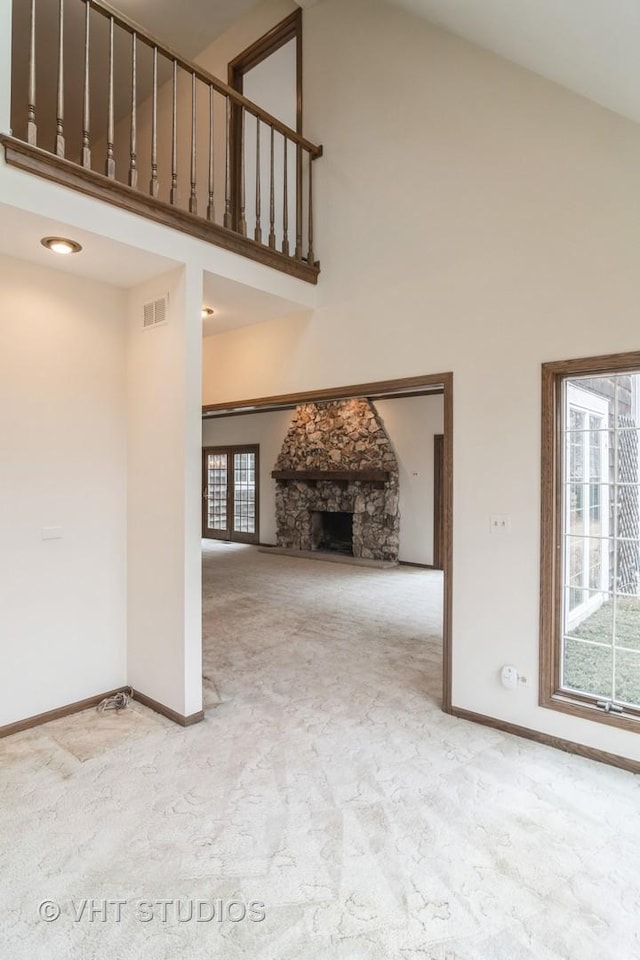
[6, 0, 322, 283]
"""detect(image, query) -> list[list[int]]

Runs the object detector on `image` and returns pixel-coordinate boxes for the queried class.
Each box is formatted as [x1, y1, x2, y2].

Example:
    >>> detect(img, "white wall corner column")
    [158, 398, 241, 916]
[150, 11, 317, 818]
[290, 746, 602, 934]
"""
[0, 0, 12, 135]
[126, 264, 203, 720]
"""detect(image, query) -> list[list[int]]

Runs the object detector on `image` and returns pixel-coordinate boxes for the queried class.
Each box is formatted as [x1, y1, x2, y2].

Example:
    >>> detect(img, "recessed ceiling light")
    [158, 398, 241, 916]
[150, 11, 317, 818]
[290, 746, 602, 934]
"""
[41, 236, 83, 255]
[201, 307, 214, 319]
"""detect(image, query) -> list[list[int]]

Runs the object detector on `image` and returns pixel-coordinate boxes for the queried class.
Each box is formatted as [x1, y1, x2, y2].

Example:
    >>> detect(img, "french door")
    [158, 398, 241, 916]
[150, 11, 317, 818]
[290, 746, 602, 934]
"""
[202, 445, 259, 544]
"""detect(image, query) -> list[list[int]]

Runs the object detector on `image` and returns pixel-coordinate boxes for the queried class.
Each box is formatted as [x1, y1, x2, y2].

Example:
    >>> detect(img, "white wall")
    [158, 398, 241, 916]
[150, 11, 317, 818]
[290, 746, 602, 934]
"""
[0, 255, 127, 725]
[127, 266, 203, 718]
[202, 409, 293, 544]
[374, 395, 444, 565]
[202, 394, 444, 562]
[202, 0, 640, 762]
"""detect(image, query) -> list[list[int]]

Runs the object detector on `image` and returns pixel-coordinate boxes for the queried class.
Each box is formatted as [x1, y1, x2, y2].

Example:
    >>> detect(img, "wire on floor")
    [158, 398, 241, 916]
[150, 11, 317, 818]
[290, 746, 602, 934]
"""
[96, 688, 133, 713]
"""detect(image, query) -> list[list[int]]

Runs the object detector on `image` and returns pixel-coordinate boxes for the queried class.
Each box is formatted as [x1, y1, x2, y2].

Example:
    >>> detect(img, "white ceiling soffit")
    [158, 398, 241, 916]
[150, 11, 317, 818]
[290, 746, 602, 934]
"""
[0, 203, 179, 288]
[387, 0, 640, 124]
[105, 0, 263, 59]
[202, 272, 309, 336]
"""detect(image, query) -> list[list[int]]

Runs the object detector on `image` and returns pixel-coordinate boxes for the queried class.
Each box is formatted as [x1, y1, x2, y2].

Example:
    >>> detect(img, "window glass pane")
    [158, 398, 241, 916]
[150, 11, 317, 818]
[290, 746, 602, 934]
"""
[565, 589, 613, 644]
[616, 539, 640, 596]
[565, 588, 614, 644]
[612, 597, 640, 651]
[562, 637, 613, 699]
[233, 452, 256, 534]
[207, 453, 228, 531]
[614, 649, 640, 706]
[560, 376, 640, 708]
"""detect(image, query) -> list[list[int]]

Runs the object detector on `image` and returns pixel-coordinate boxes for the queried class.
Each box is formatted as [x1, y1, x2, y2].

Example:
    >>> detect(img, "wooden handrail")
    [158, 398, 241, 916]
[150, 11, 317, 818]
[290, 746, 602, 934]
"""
[85, 0, 323, 158]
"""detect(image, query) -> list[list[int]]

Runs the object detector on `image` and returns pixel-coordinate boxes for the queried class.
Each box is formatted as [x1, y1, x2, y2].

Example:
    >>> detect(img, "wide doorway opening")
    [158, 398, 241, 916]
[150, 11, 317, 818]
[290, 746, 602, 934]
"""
[200, 374, 453, 714]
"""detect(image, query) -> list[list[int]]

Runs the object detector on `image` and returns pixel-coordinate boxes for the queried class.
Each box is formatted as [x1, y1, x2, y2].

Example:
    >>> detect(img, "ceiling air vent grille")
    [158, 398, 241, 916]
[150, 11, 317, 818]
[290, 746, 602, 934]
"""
[143, 295, 169, 329]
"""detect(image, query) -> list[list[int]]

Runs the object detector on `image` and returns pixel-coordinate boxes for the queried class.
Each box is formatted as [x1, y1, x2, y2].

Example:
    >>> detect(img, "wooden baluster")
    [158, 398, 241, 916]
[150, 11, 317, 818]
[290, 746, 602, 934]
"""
[282, 134, 289, 256]
[238, 107, 247, 236]
[268, 126, 276, 249]
[307, 152, 314, 264]
[254, 117, 262, 244]
[129, 32, 138, 188]
[105, 15, 115, 177]
[27, 0, 37, 145]
[224, 97, 232, 228]
[207, 86, 215, 221]
[295, 143, 303, 259]
[170, 61, 178, 205]
[149, 47, 159, 197]
[55, 0, 65, 157]
[189, 72, 197, 214]
[81, 0, 91, 167]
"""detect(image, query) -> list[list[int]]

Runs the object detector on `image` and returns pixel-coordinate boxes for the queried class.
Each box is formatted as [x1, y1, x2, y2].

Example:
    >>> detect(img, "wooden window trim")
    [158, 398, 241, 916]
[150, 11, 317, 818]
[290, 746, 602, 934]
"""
[540, 350, 640, 734]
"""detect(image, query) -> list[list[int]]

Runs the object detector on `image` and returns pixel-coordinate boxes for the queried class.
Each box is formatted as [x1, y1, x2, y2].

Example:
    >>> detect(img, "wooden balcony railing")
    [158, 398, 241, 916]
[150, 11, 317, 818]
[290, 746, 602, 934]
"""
[3, 0, 323, 282]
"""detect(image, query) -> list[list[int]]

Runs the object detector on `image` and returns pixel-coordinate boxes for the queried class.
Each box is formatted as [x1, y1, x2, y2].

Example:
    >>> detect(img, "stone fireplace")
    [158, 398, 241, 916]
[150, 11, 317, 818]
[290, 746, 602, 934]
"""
[272, 399, 400, 562]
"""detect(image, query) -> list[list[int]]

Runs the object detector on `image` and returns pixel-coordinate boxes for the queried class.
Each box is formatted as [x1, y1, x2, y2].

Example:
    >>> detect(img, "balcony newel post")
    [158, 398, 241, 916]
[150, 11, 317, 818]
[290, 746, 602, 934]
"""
[81, 0, 91, 168]
[295, 143, 303, 259]
[55, 0, 65, 157]
[105, 15, 115, 178]
[27, 0, 37, 145]
[308, 152, 314, 265]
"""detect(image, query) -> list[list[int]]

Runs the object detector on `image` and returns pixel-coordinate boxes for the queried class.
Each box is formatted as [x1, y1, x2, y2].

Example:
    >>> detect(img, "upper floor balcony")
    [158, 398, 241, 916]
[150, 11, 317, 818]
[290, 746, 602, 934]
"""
[2, 0, 322, 283]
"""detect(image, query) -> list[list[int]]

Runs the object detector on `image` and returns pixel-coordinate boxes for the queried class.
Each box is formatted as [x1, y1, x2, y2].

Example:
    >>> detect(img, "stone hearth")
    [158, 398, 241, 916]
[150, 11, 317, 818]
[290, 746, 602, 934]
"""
[273, 399, 400, 562]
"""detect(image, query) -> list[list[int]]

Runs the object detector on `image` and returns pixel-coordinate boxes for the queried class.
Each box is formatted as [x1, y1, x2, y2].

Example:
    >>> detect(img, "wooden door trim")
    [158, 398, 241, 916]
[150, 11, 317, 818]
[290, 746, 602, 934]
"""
[228, 10, 303, 232]
[433, 434, 444, 571]
[203, 374, 448, 418]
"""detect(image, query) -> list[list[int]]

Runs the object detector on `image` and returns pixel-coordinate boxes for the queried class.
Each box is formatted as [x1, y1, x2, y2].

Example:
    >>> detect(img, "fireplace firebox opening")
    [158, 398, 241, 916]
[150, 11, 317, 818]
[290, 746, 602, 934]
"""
[311, 511, 354, 556]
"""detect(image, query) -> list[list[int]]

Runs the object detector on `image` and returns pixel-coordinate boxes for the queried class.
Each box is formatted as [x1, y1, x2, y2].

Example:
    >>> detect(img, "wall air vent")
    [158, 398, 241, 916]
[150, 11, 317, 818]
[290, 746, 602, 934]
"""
[143, 295, 169, 329]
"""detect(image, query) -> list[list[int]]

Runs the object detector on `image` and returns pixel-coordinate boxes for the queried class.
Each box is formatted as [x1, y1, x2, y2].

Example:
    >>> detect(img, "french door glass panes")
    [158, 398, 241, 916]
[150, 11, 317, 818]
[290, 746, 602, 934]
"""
[561, 375, 640, 709]
[203, 446, 258, 543]
[206, 452, 229, 535]
[233, 452, 256, 535]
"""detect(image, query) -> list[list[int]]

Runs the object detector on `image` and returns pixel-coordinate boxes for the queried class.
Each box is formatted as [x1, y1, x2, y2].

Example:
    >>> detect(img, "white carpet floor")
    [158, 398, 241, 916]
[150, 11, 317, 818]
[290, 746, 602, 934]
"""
[1, 541, 639, 959]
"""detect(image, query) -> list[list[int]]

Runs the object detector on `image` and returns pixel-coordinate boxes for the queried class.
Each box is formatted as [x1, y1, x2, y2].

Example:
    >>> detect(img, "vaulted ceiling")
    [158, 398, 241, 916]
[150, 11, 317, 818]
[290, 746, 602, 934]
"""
[138, 0, 640, 126]
[386, 0, 640, 124]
